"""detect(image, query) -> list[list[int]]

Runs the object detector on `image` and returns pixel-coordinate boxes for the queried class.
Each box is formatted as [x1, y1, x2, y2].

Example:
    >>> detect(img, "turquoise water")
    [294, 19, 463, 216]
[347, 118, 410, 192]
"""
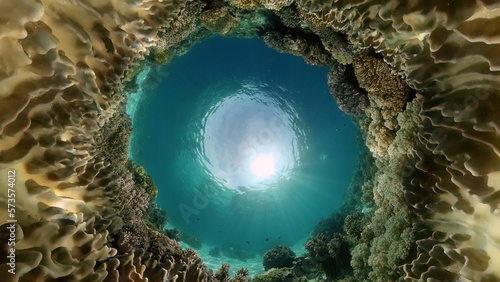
[128, 37, 359, 275]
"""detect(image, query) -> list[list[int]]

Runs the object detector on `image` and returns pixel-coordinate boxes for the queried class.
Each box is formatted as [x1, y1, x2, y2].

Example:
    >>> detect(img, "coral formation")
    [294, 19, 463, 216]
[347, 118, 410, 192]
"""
[260, 29, 333, 66]
[2, 0, 500, 281]
[262, 244, 296, 270]
[305, 232, 352, 280]
[252, 267, 300, 282]
[127, 160, 158, 202]
[213, 263, 251, 282]
[201, 7, 240, 35]
[146, 203, 168, 229]
[327, 62, 369, 117]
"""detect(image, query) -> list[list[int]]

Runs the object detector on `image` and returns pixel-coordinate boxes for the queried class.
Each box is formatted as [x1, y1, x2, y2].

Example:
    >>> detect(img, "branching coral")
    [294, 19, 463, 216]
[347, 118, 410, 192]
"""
[232, 267, 251, 282]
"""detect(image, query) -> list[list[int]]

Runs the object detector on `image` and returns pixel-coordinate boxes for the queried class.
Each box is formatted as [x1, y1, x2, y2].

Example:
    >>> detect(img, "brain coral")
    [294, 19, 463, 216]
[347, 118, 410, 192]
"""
[1, 0, 500, 281]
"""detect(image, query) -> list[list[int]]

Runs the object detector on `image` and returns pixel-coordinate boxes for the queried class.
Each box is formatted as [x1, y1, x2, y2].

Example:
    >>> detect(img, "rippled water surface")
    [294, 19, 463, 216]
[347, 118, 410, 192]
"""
[128, 36, 359, 275]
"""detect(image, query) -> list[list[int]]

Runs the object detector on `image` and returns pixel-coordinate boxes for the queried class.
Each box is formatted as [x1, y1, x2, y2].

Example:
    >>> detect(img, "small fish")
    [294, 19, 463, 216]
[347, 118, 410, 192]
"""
[246, 241, 250, 245]
[197, 218, 200, 221]
[278, 237, 281, 240]
[265, 238, 269, 241]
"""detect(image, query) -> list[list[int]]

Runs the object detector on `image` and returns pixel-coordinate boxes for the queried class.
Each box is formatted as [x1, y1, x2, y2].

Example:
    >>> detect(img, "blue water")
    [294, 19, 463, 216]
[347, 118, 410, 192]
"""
[128, 37, 359, 275]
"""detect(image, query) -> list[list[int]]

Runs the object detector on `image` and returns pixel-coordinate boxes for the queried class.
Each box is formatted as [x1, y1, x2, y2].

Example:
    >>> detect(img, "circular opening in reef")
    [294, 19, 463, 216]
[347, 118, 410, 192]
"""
[201, 85, 299, 192]
[127, 36, 359, 275]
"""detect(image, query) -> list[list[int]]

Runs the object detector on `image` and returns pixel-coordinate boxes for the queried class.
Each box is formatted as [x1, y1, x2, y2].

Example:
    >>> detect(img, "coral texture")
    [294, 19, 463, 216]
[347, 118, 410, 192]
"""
[262, 244, 296, 270]
[294, 0, 500, 280]
[0, 0, 210, 280]
[2, 0, 500, 281]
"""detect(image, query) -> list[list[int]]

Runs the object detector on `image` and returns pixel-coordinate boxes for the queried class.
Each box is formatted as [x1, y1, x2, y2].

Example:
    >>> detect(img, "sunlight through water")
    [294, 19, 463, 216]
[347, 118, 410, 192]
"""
[200, 82, 302, 193]
[251, 154, 276, 179]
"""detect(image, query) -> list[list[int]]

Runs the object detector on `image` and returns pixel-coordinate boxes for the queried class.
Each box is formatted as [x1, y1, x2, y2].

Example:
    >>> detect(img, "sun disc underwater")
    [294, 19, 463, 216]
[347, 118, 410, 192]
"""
[250, 153, 276, 179]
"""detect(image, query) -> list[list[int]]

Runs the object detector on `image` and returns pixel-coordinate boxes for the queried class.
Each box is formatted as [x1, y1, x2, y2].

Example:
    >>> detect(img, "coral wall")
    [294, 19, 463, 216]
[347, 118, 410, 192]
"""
[1, 0, 500, 281]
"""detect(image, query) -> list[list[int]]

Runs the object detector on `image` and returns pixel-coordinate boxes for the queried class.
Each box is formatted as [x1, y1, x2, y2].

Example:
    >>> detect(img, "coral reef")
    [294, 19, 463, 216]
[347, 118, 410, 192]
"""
[305, 232, 352, 280]
[252, 267, 300, 282]
[201, 7, 240, 35]
[165, 228, 183, 242]
[2, 0, 500, 281]
[262, 244, 296, 270]
[260, 29, 333, 66]
[127, 160, 158, 202]
[146, 203, 168, 229]
[232, 267, 251, 282]
[327, 62, 369, 117]
[213, 263, 251, 282]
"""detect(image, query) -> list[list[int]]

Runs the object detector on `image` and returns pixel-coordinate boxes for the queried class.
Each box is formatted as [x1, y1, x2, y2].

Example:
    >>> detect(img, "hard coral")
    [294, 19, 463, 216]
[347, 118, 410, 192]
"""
[353, 54, 410, 130]
[263, 244, 296, 270]
[260, 30, 333, 66]
[225, 0, 262, 10]
[252, 268, 299, 282]
[260, 0, 293, 11]
[147, 203, 168, 229]
[214, 263, 231, 282]
[305, 233, 352, 281]
[327, 62, 369, 117]
[127, 160, 158, 203]
[201, 7, 240, 35]
[232, 268, 251, 282]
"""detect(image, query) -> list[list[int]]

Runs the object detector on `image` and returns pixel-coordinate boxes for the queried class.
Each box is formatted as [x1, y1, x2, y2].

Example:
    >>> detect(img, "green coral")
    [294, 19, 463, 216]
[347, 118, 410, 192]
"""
[201, 7, 240, 35]
[126, 160, 158, 203]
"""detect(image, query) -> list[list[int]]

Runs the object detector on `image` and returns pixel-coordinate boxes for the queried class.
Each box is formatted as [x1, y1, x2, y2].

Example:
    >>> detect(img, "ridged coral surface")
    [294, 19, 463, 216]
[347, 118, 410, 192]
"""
[1, 0, 500, 281]
[0, 0, 205, 280]
[294, 0, 500, 279]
